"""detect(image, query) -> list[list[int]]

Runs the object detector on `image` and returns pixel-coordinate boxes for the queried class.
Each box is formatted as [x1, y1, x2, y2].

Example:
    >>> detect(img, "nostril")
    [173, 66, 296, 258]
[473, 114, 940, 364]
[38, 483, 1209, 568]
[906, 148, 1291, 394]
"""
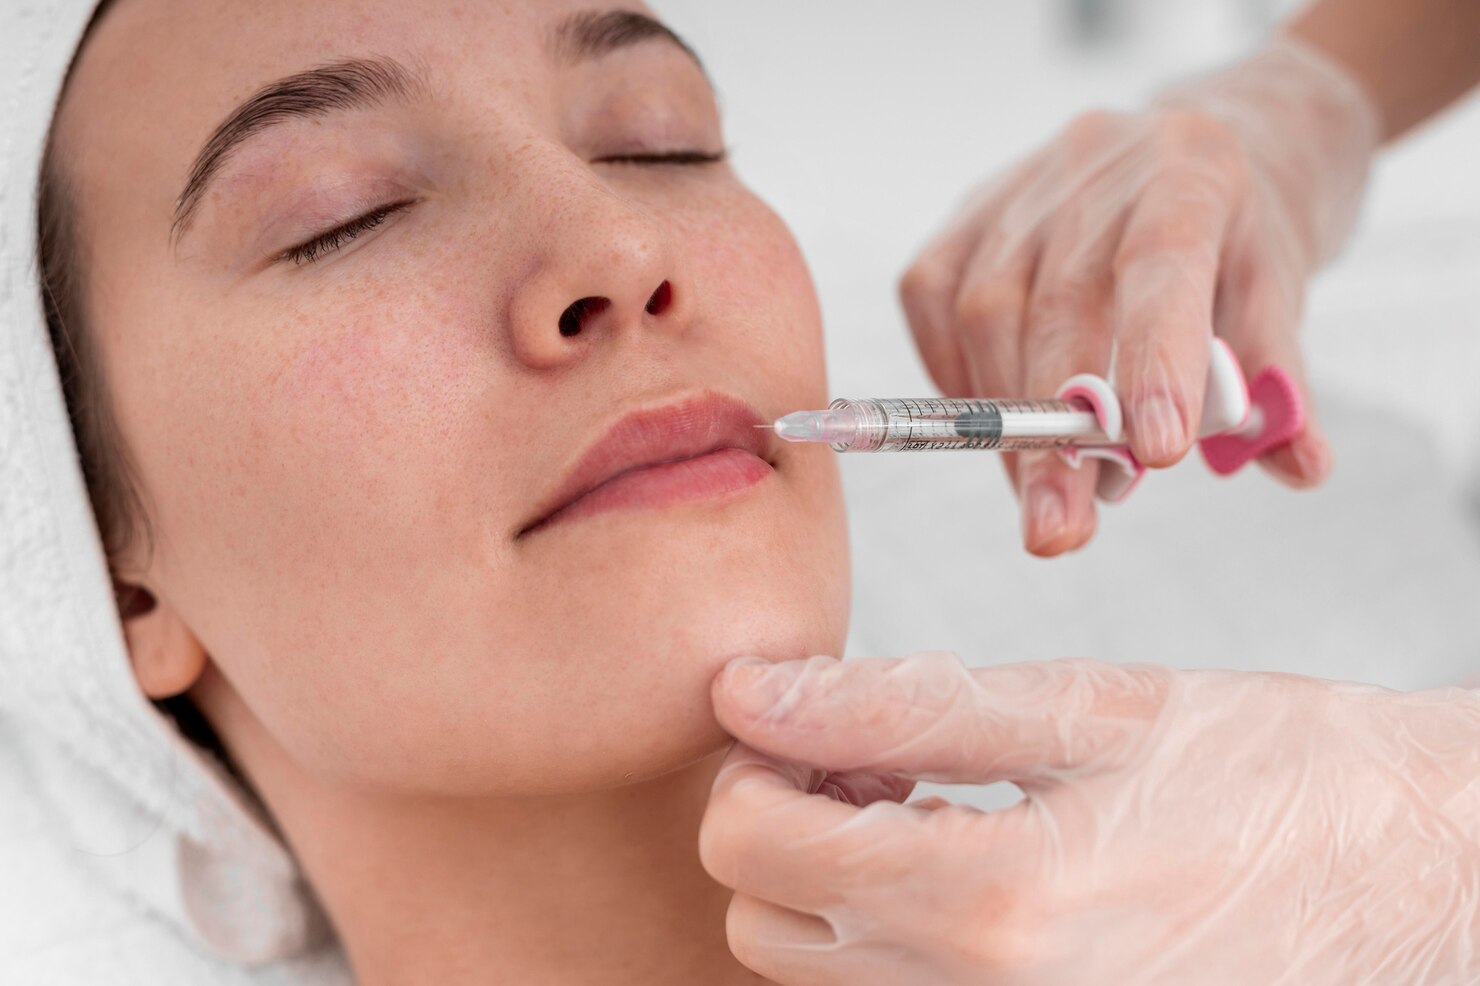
[645, 280, 672, 317]
[558, 296, 610, 337]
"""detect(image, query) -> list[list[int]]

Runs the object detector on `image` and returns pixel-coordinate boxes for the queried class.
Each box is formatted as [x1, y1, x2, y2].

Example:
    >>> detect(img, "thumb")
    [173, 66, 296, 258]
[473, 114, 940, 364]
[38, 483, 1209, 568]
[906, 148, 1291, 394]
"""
[712, 652, 1172, 785]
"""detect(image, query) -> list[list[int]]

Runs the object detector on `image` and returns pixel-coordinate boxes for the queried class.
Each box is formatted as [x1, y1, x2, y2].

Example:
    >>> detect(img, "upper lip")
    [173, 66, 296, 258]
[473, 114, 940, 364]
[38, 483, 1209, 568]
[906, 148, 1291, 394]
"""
[518, 390, 775, 536]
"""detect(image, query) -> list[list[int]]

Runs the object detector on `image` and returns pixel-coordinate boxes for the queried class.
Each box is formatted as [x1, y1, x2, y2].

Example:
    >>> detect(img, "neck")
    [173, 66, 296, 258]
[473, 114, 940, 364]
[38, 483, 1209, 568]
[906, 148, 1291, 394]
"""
[313, 750, 762, 985]
[204, 680, 766, 985]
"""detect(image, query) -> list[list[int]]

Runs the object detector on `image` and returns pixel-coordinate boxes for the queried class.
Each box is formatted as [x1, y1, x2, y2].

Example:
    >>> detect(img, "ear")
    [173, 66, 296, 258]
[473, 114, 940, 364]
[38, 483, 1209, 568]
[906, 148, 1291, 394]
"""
[115, 581, 209, 699]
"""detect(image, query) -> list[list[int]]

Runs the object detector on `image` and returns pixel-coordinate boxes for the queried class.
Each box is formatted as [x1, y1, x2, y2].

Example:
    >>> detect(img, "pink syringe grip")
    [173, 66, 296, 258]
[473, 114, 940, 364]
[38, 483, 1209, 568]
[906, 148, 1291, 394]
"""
[1051, 340, 1302, 503]
[1198, 366, 1305, 476]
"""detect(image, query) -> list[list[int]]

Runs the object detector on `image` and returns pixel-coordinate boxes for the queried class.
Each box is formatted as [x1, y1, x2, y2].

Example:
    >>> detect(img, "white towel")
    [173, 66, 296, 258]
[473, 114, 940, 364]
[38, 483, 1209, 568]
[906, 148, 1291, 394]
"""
[1, 2, 349, 979]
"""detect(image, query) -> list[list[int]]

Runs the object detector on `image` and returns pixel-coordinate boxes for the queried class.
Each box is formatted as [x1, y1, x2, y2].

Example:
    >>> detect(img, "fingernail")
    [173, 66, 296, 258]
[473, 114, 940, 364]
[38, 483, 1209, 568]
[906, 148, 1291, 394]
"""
[720, 657, 798, 719]
[1294, 434, 1330, 482]
[1134, 394, 1187, 463]
[1024, 483, 1066, 550]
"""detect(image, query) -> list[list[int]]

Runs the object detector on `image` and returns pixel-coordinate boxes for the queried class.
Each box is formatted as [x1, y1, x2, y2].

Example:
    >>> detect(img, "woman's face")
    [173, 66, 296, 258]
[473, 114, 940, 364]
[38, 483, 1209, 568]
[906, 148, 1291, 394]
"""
[64, 0, 848, 793]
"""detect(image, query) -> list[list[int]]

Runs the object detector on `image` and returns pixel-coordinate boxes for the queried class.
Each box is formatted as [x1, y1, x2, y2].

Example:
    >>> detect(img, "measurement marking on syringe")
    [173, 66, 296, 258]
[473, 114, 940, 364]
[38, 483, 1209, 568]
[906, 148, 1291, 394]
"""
[772, 397, 1112, 453]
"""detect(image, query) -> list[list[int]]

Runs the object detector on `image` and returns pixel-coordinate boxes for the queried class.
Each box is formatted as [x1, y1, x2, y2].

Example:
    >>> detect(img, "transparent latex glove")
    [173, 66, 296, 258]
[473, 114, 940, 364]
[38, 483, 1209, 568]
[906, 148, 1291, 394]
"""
[898, 35, 1380, 556]
[701, 652, 1480, 986]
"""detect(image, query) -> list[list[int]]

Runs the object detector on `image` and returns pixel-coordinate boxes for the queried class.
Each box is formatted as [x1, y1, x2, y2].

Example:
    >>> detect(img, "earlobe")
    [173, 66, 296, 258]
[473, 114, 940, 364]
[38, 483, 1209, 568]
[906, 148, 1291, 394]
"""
[115, 581, 209, 699]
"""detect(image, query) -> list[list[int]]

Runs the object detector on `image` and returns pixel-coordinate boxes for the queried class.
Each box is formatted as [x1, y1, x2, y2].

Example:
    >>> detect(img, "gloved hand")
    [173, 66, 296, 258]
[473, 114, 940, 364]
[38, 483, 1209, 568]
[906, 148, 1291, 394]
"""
[702, 651, 1480, 985]
[898, 35, 1380, 556]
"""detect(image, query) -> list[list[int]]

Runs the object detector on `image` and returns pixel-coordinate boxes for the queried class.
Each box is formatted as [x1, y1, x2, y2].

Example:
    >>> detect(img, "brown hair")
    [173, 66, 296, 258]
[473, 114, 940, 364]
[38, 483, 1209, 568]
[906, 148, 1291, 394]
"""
[38, 132, 156, 587]
[36, 0, 153, 582]
[36, 0, 237, 770]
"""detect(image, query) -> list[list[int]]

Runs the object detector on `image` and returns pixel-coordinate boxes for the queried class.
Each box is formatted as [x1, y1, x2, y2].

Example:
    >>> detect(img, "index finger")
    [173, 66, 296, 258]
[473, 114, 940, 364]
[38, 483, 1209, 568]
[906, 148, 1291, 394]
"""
[1112, 169, 1237, 467]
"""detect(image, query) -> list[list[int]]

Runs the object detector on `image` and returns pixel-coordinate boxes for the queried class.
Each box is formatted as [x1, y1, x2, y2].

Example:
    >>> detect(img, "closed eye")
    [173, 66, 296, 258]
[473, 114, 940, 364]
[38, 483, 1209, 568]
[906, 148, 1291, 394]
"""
[592, 150, 727, 166]
[275, 151, 720, 267]
[279, 199, 416, 266]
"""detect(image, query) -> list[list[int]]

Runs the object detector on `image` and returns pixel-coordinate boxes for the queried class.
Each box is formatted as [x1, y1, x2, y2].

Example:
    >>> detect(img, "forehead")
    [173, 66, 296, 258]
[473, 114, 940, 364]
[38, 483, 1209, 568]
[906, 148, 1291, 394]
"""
[71, 0, 645, 121]
[59, 0, 658, 239]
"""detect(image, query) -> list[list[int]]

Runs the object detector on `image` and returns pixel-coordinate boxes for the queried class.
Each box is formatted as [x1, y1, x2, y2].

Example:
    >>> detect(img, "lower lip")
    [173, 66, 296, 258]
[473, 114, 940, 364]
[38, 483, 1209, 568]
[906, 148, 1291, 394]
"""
[532, 448, 773, 533]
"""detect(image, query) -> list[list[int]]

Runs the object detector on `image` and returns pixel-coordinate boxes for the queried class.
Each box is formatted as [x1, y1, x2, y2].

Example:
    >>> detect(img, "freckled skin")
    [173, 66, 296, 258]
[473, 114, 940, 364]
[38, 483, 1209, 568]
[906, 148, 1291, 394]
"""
[64, 0, 850, 795]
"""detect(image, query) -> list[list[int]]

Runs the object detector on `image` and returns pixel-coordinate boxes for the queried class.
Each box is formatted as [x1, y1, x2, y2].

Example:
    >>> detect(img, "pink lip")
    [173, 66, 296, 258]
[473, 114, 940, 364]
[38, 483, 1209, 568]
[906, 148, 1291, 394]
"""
[518, 392, 776, 537]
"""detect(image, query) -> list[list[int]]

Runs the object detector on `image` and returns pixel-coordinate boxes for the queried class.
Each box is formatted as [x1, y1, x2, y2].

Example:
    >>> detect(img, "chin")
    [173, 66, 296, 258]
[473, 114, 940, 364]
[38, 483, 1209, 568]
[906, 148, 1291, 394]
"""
[382, 568, 845, 799]
[459, 570, 849, 798]
[292, 471, 850, 798]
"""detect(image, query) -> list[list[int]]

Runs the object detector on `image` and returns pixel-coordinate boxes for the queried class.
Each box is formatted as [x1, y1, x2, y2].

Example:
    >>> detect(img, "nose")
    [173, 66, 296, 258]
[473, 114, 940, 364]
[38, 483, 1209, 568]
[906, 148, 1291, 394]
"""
[506, 167, 692, 370]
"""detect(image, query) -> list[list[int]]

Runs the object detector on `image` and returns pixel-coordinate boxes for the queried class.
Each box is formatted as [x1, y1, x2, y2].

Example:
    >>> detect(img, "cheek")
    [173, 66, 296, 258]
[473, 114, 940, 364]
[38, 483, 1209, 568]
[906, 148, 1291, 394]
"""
[150, 289, 478, 599]
[122, 267, 529, 751]
[225, 265, 515, 552]
[270, 278, 479, 459]
[672, 186, 826, 375]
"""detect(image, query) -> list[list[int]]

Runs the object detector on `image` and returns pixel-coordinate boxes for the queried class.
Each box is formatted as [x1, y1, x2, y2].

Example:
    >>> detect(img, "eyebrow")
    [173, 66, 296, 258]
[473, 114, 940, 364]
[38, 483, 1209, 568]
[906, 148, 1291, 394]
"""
[552, 10, 703, 69]
[170, 57, 425, 244]
[170, 10, 702, 246]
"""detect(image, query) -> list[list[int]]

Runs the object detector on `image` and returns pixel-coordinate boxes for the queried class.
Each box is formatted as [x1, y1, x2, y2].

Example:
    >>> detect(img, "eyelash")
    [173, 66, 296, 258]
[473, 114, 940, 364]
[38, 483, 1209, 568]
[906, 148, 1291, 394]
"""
[594, 150, 728, 166]
[280, 151, 724, 266]
[282, 200, 414, 266]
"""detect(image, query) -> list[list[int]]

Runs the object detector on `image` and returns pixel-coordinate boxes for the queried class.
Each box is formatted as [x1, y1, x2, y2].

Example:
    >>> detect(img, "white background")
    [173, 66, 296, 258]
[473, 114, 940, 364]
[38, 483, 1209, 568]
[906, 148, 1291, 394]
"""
[655, 2, 1480, 702]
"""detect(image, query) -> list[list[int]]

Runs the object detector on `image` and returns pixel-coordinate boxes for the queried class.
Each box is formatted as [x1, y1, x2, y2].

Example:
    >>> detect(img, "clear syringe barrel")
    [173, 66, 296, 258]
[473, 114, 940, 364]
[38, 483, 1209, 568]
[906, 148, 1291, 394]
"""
[805, 397, 1113, 452]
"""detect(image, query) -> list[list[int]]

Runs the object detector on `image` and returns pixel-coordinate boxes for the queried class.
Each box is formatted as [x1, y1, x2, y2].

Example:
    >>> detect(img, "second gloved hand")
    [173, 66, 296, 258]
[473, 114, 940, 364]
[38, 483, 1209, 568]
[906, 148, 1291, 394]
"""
[898, 35, 1379, 555]
[702, 652, 1480, 985]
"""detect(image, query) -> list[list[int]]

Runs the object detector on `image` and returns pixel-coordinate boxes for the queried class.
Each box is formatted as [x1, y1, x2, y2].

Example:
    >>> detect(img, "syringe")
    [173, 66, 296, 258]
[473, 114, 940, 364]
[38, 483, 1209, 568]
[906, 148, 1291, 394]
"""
[773, 345, 1303, 505]
[771, 397, 1119, 453]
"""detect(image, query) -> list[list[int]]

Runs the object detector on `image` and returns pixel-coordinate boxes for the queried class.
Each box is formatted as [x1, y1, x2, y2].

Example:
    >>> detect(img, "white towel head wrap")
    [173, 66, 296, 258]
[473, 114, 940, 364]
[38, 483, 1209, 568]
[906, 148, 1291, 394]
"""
[1, 0, 329, 963]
